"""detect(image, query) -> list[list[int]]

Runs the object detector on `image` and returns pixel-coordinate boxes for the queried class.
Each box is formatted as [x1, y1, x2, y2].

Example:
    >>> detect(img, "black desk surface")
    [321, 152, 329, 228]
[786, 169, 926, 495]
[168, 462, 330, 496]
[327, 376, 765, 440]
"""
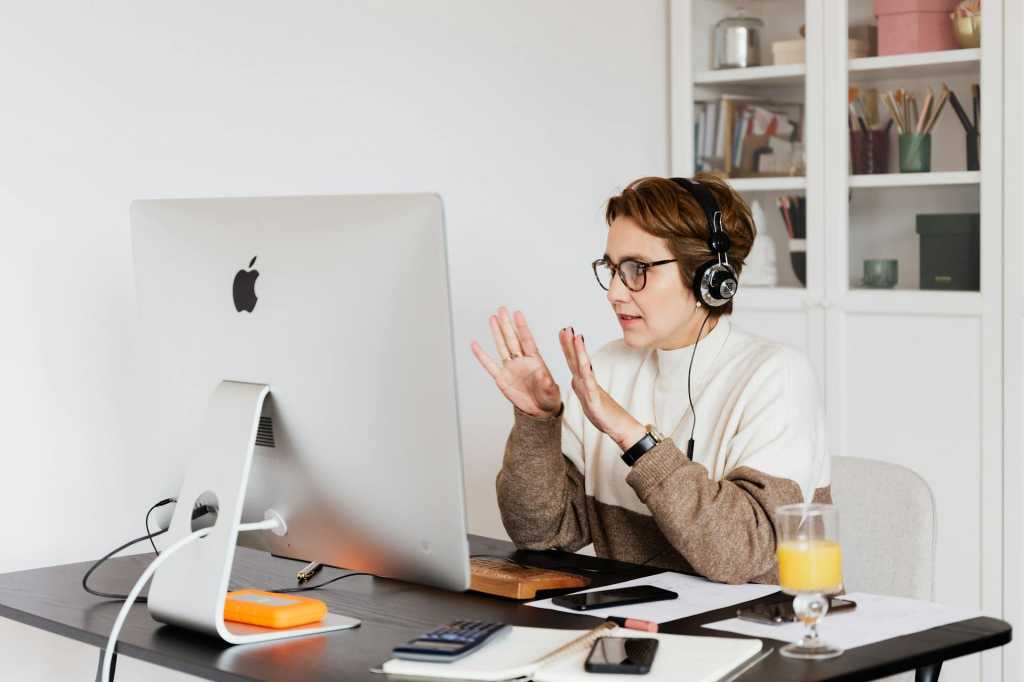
[0, 535, 1010, 681]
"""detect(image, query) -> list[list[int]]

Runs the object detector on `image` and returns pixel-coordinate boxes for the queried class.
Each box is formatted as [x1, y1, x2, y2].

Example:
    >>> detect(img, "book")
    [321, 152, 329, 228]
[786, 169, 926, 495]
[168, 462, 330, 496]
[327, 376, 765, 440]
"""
[379, 624, 763, 682]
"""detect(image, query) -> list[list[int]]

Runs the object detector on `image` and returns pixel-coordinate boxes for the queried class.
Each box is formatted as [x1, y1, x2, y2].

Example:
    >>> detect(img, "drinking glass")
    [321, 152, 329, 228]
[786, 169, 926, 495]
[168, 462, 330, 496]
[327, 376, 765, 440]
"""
[775, 503, 844, 660]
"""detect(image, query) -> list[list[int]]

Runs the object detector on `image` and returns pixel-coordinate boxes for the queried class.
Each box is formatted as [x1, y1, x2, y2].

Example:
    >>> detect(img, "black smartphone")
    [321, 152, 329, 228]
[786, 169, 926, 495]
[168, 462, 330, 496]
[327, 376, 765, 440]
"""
[736, 598, 856, 625]
[585, 637, 659, 674]
[551, 585, 678, 611]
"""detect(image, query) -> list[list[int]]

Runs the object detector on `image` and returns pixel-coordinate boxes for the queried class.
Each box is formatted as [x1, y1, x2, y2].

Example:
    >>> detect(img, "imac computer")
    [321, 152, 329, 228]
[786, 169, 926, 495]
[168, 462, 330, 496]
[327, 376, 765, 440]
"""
[130, 193, 470, 646]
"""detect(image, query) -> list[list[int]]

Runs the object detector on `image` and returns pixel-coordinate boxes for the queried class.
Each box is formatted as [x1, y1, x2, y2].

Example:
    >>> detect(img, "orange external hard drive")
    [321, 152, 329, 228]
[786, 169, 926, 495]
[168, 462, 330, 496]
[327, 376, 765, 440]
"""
[224, 589, 328, 629]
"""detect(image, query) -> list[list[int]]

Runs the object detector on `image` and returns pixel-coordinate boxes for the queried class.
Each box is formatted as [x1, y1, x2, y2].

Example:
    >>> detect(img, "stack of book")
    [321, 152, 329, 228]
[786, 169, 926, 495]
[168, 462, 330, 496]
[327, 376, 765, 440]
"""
[694, 97, 803, 177]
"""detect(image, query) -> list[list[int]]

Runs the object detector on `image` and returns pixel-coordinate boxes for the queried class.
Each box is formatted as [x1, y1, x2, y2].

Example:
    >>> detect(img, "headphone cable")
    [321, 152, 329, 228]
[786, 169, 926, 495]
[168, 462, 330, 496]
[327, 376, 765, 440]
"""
[685, 310, 713, 461]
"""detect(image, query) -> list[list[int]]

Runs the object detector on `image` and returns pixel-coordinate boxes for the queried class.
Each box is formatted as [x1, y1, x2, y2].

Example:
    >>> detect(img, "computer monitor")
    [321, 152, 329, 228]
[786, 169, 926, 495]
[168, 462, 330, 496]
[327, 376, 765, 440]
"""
[130, 193, 470, 643]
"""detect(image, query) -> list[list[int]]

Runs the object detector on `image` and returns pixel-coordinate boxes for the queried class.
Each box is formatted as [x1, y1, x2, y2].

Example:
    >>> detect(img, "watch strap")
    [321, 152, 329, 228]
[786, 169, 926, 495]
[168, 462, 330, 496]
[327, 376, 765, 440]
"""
[621, 428, 660, 466]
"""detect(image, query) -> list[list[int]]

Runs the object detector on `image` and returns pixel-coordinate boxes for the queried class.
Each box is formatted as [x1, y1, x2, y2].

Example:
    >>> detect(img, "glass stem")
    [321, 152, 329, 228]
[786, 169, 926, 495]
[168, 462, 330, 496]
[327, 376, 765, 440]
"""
[794, 593, 829, 648]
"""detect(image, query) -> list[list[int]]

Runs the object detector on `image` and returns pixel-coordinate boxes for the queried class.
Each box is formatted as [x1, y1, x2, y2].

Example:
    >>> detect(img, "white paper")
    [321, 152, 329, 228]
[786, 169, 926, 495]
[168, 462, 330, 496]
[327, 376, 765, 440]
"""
[703, 591, 981, 650]
[527, 572, 780, 624]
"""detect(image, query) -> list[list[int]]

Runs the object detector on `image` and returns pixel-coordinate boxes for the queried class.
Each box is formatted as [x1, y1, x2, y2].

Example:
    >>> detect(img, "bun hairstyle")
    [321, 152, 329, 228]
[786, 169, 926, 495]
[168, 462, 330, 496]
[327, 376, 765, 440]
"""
[604, 172, 756, 316]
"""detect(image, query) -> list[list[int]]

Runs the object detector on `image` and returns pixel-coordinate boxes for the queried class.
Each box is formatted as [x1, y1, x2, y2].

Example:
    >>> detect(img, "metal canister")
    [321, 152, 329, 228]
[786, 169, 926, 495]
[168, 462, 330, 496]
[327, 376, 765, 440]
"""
[713, 12, 764, 69]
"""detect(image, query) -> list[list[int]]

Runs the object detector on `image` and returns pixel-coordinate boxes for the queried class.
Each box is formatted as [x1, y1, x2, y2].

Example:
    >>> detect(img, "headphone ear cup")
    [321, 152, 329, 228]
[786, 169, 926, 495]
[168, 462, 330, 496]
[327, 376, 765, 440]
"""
[695, 262, 739, 308]
[692, 260, 714, 307]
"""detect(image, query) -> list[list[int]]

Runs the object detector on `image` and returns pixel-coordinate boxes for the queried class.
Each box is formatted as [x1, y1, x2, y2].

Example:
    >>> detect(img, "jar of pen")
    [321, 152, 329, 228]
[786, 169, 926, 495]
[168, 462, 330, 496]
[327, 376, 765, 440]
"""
[881, 83, 978, 173]
[849, 87, 889, 174]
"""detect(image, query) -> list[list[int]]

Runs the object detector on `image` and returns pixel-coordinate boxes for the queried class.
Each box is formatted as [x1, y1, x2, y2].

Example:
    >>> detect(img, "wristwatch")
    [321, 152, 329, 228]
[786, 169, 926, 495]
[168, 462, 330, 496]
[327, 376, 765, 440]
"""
[620, 424, 665, 466]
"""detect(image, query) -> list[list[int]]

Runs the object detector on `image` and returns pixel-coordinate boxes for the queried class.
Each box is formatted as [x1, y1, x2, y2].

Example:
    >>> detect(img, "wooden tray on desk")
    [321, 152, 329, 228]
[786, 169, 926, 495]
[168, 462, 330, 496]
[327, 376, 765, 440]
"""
[469, 558, 590, 600]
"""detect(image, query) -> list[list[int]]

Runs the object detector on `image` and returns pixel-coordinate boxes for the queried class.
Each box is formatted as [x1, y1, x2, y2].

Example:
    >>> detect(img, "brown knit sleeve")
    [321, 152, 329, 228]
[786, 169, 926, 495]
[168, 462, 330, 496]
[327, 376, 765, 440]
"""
[625, 440, 830, 584]
[495, 406, 591, 552]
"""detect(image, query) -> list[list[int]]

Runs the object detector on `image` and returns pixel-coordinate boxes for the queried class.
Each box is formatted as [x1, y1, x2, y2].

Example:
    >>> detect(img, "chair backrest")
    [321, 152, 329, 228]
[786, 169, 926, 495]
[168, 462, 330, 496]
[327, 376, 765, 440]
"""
[829, 456, 936, 600]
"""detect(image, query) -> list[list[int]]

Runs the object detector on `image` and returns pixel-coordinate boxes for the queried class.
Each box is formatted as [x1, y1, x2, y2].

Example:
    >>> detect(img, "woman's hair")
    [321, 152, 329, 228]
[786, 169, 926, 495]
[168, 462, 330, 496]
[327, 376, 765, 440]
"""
[604, 172, 756, 316]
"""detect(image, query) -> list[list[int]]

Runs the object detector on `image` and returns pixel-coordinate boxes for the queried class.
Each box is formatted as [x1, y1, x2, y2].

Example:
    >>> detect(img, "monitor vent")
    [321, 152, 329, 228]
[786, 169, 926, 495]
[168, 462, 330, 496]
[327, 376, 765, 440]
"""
[256, 416, 276, 448]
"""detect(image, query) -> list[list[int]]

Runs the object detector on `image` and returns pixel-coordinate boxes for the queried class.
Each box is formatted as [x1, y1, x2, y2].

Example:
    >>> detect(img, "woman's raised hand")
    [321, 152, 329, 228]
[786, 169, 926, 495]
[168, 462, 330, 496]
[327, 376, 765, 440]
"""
[471, 307, 562, 418]
[559, 329, 645, 450]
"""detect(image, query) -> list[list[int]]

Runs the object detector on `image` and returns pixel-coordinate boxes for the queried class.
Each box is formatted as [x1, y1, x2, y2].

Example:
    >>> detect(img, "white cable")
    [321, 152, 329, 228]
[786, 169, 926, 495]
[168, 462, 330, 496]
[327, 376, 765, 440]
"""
[100, 517, 283, 682]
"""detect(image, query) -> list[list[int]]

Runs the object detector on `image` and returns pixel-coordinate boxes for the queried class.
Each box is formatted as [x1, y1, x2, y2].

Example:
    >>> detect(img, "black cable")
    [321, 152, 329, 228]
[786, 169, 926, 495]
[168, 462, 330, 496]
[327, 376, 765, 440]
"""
[85, 498, 374, 603]
[145, 498, 177, 555]
[271, 571, 373, 594]
[685, 310, 713, 461]
[82, 529, 169, 603]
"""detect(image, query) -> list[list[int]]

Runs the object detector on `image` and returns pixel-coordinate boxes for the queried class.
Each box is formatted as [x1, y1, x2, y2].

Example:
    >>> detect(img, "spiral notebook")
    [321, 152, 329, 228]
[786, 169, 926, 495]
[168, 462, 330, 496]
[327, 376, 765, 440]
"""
[378, 622, 763, 682]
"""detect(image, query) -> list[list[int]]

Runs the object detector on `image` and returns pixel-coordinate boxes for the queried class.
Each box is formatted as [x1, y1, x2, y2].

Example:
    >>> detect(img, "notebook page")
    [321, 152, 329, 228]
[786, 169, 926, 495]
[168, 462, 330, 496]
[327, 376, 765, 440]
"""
[380, 627, 589, 681]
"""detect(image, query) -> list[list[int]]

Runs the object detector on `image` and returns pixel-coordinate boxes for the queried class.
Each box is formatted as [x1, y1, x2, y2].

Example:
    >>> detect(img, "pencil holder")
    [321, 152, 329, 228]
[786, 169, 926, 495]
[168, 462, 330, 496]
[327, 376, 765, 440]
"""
[850, 130, 890, 174]
[899, 133, 931, 173]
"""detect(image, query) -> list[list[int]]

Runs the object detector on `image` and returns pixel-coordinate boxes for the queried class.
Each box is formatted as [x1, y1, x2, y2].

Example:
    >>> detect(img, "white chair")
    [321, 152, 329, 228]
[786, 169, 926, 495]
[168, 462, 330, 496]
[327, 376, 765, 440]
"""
[830, 456, 937, 682]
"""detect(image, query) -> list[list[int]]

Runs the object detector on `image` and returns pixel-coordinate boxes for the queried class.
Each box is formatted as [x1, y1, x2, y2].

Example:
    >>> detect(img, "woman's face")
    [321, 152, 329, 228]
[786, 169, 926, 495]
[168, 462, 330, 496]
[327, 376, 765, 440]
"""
[604, 216, 707, 350]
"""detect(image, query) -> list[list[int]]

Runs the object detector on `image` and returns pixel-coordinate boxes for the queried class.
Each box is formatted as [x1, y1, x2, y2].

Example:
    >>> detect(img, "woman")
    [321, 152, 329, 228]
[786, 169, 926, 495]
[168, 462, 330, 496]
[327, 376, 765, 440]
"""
[470, 174, 830, 585]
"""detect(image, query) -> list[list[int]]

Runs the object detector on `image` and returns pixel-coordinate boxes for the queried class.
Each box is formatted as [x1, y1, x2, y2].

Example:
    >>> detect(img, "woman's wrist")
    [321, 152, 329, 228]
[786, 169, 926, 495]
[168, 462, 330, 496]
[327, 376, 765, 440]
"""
[613, 419, 648, 452]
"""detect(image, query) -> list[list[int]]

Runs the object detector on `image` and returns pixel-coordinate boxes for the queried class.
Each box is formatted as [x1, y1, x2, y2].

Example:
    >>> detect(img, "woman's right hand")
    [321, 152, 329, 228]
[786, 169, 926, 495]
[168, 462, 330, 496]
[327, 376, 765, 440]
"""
[471, 307, 562, 418]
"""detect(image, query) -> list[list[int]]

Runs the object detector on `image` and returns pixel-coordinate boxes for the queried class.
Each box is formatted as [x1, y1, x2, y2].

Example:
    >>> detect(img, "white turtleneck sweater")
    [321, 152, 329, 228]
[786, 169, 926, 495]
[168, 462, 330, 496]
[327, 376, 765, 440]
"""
[496, 316, 831, 584]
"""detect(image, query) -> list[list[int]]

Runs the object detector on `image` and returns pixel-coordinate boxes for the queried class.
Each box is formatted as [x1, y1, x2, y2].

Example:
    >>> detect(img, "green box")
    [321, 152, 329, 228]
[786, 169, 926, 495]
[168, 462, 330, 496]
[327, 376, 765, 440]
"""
[915, 213, 980, 291]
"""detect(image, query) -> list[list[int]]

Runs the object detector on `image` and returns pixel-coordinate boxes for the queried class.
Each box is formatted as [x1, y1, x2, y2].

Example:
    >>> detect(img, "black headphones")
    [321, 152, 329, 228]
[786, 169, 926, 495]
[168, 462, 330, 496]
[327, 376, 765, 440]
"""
[669, 177, 739, 308]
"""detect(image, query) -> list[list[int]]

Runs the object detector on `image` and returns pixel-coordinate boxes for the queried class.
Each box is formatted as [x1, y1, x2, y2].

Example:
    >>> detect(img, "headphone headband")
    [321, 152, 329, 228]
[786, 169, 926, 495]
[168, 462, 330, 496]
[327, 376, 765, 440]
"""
[668, 176, 738, 308]
[670, 177, 721, 233]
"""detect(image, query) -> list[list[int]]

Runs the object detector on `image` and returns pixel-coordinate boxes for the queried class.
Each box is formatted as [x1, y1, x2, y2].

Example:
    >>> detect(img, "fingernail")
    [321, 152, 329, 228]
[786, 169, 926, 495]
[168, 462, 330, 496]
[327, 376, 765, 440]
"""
[570, 326, 575, 335]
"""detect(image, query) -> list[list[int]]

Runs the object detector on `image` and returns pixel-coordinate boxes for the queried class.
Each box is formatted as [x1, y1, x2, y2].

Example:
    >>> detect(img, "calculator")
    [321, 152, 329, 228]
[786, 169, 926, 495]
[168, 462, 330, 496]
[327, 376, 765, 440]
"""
[391, 620, 510, 662]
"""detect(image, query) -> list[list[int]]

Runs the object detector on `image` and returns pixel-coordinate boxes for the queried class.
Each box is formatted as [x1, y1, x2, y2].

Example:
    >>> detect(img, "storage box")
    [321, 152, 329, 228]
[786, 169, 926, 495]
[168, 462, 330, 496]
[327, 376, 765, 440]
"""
[772, 39, 870, 65]
[874, 0, 959, 56]
[849, 24, 879, 57]
[915, 213, 979, 290]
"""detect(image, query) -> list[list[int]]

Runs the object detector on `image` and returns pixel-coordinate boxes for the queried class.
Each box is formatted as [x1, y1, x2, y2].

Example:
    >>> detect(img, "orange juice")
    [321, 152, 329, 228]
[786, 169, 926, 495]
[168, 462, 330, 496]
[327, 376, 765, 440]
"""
[777, 540, 843, 593]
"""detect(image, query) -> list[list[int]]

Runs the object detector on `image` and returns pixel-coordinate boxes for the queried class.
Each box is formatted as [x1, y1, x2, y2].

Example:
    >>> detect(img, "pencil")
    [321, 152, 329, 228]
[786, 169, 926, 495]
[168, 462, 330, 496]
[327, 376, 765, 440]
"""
[882, 92, 903, 134]
[916, 89, 933, 134]
[924, 87, 951, 134]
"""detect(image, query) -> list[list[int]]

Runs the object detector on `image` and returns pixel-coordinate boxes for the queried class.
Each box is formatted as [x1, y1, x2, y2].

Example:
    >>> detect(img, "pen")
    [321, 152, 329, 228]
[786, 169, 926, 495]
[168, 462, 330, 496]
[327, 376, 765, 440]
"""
[605, 616, 659, 633]
[297, 561, 323, 584]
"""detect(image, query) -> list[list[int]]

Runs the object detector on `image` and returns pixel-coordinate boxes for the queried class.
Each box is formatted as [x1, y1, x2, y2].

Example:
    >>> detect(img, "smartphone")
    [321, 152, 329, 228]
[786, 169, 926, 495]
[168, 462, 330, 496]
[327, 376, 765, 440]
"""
[551, 585, 678, 611]
[585, 637, 659, 674]
[736, 597, 856, 625]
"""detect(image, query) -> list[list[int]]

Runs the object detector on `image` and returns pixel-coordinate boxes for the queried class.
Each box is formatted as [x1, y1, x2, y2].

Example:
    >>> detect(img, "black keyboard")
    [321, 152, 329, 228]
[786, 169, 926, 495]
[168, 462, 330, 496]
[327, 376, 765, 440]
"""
[392, 620, 509, 662]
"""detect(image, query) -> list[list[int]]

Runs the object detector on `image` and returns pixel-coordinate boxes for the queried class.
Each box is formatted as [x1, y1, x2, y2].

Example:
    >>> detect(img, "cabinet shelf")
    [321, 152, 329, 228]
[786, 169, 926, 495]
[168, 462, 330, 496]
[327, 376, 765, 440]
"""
[733, 286, 808, 312]
[843, 289, 982, 316]
[849, 171, 980, 189]
[848, 48, 980, 82]
[726, 176, 807, 192]
[694, 63, 805, 86]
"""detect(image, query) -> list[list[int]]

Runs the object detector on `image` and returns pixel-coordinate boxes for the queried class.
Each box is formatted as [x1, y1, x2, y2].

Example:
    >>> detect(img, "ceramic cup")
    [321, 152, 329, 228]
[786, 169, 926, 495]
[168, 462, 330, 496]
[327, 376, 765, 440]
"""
[863, 259, 898, 288]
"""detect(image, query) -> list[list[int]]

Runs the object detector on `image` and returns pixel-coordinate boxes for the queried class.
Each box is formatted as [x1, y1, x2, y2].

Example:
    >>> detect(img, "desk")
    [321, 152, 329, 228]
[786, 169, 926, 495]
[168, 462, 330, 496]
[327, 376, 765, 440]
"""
[0, 535, 1010, 681]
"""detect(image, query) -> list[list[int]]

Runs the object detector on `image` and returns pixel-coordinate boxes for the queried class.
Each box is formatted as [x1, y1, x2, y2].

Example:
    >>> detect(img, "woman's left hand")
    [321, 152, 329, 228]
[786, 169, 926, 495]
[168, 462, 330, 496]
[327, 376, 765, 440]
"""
[559, 328, 647, 451]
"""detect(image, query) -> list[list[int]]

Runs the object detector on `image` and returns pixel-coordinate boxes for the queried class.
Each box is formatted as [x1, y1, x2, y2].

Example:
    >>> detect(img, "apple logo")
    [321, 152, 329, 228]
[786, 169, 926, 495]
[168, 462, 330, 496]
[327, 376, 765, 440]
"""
[233, 256, 259, 313]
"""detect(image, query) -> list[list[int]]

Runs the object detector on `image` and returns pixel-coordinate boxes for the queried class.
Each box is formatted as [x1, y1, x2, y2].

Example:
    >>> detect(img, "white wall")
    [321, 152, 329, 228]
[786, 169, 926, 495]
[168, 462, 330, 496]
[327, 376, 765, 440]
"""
[0, 1, 667, 678]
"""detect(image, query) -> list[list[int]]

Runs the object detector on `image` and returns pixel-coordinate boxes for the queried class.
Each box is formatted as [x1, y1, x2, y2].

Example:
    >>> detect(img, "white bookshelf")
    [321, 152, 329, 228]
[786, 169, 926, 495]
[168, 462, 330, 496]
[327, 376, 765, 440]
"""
[672, 2, 1006, 681]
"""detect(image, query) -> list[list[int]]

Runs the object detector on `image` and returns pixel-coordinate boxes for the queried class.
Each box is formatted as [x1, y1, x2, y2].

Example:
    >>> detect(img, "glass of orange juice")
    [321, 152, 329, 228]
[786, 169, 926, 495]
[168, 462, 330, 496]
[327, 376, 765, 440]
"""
[775, 503, 844, 660]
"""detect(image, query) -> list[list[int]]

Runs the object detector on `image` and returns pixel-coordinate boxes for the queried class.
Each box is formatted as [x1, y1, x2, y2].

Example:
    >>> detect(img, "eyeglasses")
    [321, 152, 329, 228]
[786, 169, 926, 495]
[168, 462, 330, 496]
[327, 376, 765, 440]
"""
[592, 257, 678, 292]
